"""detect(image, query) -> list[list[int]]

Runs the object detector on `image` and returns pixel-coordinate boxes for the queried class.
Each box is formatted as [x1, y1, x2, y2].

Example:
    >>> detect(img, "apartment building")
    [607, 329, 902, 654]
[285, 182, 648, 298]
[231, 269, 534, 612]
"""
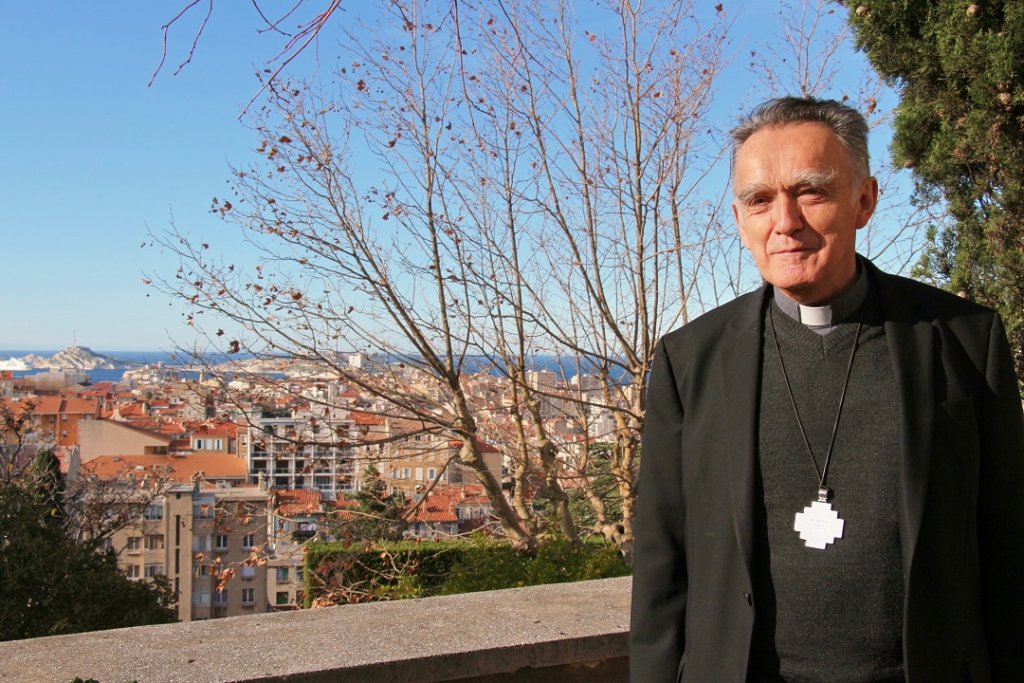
[26, 395, 100, 448]
[381, 422, 502, 499]
[265, 488, 324, 610]
[78, 419, 172, 462]
[246, 406, 355, 501]
[107, 483, 268, 622]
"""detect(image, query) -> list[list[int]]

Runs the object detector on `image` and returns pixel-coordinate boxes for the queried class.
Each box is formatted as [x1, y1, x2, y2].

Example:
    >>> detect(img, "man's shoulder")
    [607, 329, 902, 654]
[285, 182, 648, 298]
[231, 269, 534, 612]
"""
[873, 268, 998, 321]
[661, 288, 764, 350]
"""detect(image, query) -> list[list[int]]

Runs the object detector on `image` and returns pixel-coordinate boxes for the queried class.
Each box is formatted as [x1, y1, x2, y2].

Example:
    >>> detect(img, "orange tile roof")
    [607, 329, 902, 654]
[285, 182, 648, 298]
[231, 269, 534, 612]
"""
[62, 398, 99, 415]
[271, 488, 324, 516]
[111, 402, 148, 419]
[351, 411, 385, 426]
[407, 484, 489, 524]
[30, 396, 63, 415]
[82, 453, 248, 484]
[159, 421, 187, 435]
[330, 497, 358, 520]
[92, 418, 173, 443]
[191, 421, 239, 437]
[447, 439, 501, 454]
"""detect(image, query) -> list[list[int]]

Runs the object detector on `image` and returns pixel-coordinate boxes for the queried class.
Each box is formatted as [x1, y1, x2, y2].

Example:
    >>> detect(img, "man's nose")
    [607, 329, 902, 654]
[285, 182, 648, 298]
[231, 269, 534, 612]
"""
[773, 194, 803, 234]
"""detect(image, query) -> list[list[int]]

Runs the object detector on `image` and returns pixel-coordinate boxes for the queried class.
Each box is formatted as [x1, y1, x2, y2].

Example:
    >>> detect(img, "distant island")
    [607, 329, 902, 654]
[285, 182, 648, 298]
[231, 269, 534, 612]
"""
[0, 346, 140, 372]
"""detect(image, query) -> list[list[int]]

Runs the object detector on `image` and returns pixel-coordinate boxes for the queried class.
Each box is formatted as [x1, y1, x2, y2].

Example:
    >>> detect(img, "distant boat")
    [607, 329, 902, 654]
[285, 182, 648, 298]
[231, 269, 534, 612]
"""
[0, 357, 29, 371]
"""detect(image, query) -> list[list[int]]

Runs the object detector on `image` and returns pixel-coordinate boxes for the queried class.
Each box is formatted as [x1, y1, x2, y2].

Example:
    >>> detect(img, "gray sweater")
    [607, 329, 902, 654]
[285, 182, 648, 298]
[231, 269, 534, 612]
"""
[747, 297, 905, 683]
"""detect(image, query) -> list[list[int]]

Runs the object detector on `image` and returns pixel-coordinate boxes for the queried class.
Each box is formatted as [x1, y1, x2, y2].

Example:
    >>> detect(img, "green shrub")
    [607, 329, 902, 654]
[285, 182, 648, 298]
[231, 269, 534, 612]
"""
[304, 536, 629, 606]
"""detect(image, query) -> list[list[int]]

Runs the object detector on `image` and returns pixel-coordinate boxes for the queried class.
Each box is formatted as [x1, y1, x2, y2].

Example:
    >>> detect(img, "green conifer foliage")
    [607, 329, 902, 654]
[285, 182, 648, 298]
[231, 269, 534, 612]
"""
[844, 0, 1024, 382]
[0, 463, 176, 641]
[348, 465, 406, 541]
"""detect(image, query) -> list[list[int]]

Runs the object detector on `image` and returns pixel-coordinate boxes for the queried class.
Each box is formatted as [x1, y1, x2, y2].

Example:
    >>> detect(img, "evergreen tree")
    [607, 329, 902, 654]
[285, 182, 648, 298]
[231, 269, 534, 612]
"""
[843, 0, 1024, 384]
[31, 449, 64, 523]
[0, 463, 176, 641]
[347, 466, 406, 542]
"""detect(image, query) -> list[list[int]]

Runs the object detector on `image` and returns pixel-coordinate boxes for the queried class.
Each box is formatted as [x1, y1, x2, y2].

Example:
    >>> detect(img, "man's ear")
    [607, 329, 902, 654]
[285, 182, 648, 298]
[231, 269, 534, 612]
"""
[855, 176, 879, 229]
[733, 200, 751, 250]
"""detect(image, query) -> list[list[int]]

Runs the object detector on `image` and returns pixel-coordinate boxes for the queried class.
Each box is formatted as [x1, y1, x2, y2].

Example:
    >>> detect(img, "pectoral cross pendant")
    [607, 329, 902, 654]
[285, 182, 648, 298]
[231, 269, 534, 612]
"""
[793, 487, 844, 549]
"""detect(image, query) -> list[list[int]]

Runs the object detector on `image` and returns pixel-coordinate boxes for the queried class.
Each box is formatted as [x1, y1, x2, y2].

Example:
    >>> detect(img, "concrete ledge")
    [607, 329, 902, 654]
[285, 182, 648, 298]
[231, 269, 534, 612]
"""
[0, 576, 632, 683]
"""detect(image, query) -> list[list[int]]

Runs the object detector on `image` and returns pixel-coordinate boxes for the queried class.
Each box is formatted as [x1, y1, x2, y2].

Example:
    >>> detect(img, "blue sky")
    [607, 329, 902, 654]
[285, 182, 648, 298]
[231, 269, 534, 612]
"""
[0, 2, 895, 353]
[0, 3, 319, 351]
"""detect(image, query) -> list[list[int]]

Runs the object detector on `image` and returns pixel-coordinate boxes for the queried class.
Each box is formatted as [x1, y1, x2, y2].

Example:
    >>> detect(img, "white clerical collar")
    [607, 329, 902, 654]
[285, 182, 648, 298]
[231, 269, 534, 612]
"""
[773, 260, 869, 335]
[798, 303, 832, 327]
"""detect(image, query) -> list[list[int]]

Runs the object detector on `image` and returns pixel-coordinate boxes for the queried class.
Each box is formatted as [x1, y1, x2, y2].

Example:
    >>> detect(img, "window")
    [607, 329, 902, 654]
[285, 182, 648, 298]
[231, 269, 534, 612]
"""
[241, 565, 257, 579]
[403, 468, 411, 479]
[215, 534, 229, 550]
[214, 589, 228, 605]
[194, 438, 204, 450]
[145, 534, 164, 550]
[193, 503, 213, 519]
[143, 505, 164, 520]
[427, 468, 436, 481]
[415, 467, 423, 480]
[192, 535, 211, 552]
[276, 567, 289, 583]
[391, 468, 399, 479]
[144, 563, 165, 578]
[276, 591, 289, 605]
[126, 536, 141, 552]
[193, 591, 210, 606]
[242, 533, 256, 549]
[126, 564, 141, 579]
[241, 588, 255, 605]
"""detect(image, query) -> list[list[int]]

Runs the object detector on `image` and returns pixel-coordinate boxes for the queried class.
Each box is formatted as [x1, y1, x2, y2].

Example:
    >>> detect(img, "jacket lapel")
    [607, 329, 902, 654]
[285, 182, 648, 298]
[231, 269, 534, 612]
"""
[873, 266, 935, 579]
[721, 286, 770, 576]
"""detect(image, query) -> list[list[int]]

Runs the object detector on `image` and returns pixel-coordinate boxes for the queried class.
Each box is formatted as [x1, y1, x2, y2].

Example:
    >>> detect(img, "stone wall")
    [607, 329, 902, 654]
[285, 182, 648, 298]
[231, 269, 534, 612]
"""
[0, 576, 631, 683]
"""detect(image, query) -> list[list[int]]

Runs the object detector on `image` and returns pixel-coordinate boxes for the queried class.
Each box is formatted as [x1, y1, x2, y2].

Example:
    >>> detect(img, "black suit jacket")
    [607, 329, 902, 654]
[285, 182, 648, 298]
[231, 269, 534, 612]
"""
[630, 261, 1024, 682]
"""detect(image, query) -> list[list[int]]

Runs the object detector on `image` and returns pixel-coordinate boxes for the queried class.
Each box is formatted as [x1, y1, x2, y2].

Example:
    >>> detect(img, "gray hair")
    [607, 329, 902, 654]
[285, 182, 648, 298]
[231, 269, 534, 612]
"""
[729, 97, 871, 181]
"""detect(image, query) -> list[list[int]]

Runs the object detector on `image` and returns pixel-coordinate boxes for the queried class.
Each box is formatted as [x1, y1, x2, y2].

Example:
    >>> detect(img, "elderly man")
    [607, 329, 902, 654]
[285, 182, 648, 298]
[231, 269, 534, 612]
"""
[630, 97, 1024, 682]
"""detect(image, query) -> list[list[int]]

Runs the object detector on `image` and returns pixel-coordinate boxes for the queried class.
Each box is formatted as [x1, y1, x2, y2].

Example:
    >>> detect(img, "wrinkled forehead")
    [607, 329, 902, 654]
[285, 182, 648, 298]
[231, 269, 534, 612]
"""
[731, 122, 858, 184]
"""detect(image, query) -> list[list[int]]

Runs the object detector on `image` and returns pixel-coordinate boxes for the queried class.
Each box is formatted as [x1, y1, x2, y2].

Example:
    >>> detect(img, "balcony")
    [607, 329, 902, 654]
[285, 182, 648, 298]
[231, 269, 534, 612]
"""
[0, 576, 631, 682]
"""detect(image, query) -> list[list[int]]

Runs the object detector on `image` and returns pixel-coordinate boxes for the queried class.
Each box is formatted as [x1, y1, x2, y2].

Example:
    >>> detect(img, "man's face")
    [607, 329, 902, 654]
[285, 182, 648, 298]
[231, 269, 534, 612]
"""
[731, 121, 878, 305]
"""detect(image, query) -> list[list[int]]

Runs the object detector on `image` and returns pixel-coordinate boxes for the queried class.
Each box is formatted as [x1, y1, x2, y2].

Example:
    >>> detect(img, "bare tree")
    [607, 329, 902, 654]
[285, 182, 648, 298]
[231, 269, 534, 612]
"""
[153, 0, 734, 555]
[444, 0, 731, 553]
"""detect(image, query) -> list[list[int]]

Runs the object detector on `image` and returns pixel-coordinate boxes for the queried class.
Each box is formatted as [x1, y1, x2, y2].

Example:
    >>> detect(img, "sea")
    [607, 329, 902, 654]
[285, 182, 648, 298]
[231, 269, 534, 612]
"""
[0, 349, 628, 385]
[0, 350, 189, 384]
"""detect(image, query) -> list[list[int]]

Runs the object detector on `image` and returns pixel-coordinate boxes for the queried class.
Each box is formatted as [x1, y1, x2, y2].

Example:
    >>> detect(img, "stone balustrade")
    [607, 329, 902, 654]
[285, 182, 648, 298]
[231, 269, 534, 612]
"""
[0, 576, 631, 683]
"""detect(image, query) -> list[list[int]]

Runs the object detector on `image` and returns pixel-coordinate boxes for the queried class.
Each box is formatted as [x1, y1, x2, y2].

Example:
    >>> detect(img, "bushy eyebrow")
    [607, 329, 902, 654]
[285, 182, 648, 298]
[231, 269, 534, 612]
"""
[734, 167, 839, 204]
